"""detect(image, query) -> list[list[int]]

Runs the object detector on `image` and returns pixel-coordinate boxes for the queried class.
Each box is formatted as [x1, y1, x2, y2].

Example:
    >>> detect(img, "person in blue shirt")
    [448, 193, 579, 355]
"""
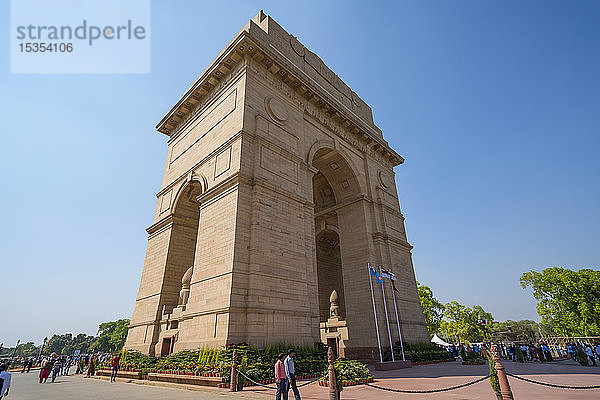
[284, 350, 301, 400]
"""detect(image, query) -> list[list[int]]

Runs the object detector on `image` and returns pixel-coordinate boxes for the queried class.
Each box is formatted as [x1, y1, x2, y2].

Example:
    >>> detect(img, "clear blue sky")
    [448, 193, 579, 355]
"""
[1, 1, 599, 346]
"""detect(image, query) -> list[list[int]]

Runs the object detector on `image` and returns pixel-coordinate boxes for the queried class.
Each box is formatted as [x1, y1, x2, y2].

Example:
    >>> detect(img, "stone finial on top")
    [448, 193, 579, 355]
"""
[330, 290, 340, 317]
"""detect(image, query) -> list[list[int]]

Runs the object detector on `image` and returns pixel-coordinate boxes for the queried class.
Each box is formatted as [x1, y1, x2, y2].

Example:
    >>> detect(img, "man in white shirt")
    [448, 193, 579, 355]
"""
[0, 364, 11, 397]
[584, 345, 596, 366]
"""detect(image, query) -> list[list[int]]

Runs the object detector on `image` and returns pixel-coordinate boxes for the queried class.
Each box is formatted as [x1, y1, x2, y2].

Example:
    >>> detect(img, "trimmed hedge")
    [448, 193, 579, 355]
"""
[393, 342, 455, 363]
[319, 359, 374, 391]
[111, 343, 332, 383]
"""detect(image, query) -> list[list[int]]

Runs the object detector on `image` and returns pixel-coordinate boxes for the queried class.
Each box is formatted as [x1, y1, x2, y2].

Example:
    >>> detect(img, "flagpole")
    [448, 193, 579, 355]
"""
[390, 271, 406, 361]
[368, 263, 383, 363]
[379, 266, 395, 362]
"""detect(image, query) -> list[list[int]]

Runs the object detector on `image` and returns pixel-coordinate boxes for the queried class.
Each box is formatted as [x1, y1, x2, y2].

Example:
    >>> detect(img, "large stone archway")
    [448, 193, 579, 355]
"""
[125, 11, 429, 360]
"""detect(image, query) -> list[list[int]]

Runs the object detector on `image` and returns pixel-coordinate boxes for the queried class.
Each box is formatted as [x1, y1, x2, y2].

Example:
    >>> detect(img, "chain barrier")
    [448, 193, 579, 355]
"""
[506, 373, 600, 390]
[235, 369, 326, 390]
[362, 374, 494, 394]
[236, 368, 600, 393]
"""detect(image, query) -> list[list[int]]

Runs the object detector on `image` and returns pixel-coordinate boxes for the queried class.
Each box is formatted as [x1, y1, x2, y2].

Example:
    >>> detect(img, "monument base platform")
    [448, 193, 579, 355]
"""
[374, 360, 412, 370]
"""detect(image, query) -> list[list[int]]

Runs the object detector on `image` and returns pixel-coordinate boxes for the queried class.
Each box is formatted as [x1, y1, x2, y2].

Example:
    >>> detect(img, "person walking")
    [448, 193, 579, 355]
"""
[275, 353, 288, 400]
[63, 357, 71, 376]
[39, 358, 50, 383]
[110, 354, 121, 383]
[26, 359, 32, 373]
[0, 364, 11, 398]
[85, 355, 95, 378]
[51, 358, 62, 382]
[284, 350, 301, 400]
[584, 345, 596, 366]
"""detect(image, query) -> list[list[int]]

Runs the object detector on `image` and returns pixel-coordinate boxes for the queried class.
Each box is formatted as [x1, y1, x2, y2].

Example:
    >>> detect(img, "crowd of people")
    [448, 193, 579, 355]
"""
[0, 352, 115, 386]
[445, 341, 600, 365]
[36, 353, 116, 382]
[0, 351, 123, 397]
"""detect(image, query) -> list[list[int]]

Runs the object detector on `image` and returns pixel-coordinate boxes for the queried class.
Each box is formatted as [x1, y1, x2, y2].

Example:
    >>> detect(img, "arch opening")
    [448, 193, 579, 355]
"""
[312, 148, 361, 323]
[316, 229, 346, 320]
[163, 181, 202, 312]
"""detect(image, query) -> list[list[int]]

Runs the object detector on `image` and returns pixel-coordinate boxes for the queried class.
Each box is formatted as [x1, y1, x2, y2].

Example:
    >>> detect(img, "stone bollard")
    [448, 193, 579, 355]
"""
[230, 348, 238, 392]
[491, 343, 514, 400]
[328, 346, 339, 400]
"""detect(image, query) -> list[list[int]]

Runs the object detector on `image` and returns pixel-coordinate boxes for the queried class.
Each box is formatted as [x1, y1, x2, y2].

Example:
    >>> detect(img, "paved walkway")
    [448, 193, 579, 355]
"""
[7, 360, 600, 399]
[8, 372, 265, 400]
[245, 360, 600, 399]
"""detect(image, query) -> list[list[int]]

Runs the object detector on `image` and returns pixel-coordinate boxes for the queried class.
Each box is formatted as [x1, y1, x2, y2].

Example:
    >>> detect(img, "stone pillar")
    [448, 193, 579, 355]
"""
[328, 346, 338, 400]
[491, 343, 513, 400]
[230, 348, 238, 392]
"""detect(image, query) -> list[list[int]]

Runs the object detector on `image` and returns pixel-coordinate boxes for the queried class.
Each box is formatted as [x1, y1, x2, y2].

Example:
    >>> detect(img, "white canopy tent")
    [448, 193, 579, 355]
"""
[431, 334, 452, 347]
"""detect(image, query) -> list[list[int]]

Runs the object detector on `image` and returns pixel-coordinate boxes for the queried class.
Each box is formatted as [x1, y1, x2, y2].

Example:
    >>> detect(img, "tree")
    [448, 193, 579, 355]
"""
[417, 282, 445, 336]
[16, 342, 40, 357]
[492, 320, 539, 342]
[62, 333, 94, 355]
[521, 268, 600, 336]
[46, 334, 73, 355]
[91, 319, 130, 352]
[440, 301, 493, 343]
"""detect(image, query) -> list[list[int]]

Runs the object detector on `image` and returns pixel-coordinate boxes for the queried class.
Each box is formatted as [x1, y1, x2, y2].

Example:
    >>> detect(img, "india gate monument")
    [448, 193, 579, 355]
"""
[125, 11, 428, 360]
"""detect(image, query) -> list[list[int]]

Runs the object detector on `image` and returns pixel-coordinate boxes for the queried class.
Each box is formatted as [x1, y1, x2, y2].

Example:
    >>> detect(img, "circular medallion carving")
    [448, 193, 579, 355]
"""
[352, 91, 362, 107]
[378, 170, 390, 189]
[265, 97, 288, 125]
[290, 35, 305, 57]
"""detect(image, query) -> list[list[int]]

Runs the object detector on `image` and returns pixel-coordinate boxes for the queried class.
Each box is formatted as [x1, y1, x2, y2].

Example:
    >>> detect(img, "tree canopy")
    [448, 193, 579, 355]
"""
[491, 320, 540, 342]
[46, 334, 73, 355]
[90, 319, 130, 353]
[2, 319, 130, 357]
[440, 301, 493, 343]
[417, 282, 445, 336]
[520, 267, 600, 336]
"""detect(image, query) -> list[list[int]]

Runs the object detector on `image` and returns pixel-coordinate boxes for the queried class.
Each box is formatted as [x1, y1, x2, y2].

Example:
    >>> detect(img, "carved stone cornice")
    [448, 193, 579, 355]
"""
[372, 232, 413, 250]
[156, 13, 405, 169]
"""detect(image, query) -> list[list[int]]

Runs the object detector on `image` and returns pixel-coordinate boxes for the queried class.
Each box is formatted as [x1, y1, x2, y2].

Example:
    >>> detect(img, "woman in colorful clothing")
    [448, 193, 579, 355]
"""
[39, 358, 51, 383]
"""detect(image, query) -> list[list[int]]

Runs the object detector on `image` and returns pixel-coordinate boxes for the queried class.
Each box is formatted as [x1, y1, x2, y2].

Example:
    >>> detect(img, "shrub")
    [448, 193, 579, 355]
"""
[576, 346, 589, 366]
[320, 359, 373, 391]
[394, 342, 454, 363]
[117, 342, 330, 382]
[461, 350, 485, 365]
[515, 347, 525, 363]
[237, 356, 248, 390]
[487, 354, 500, 396]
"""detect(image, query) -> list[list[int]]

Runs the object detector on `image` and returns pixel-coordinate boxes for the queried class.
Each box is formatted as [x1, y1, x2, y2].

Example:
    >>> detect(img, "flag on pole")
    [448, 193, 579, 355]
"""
[369, 266, 383, 284]
[381, 267, 399, 292]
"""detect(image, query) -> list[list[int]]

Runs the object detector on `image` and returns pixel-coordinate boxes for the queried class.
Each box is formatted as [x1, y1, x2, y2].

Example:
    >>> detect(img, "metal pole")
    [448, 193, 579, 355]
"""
[368, 264, 383, 363]
[390, 275, 405, 361]
[11, 340, 21, 364]
[379, 266, 395, 362]
[38, 337, 47, 359]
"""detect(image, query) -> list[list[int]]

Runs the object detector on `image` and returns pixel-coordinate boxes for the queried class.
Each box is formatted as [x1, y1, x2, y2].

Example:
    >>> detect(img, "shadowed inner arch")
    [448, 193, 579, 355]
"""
[312, 147, 360, 322]
[163, 181, 203, 312]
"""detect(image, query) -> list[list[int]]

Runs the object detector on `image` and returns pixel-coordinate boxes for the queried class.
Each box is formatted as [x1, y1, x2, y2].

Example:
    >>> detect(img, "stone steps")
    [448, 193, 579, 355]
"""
[147, 372, 222, 387]
[96, 369, 142, 379]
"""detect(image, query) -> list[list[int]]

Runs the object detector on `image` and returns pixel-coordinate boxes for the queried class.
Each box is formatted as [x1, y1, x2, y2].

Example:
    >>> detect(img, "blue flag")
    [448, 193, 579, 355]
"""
[369, 266, 383, 284]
